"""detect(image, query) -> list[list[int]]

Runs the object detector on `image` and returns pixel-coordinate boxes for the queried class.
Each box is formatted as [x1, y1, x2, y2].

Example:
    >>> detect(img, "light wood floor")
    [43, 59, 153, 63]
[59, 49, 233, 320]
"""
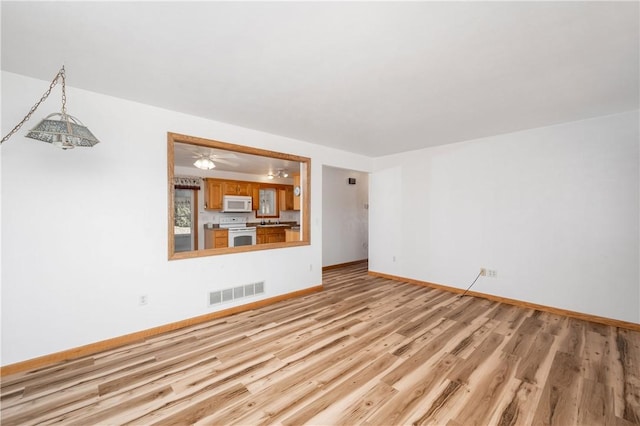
[1, 263, 639, 425]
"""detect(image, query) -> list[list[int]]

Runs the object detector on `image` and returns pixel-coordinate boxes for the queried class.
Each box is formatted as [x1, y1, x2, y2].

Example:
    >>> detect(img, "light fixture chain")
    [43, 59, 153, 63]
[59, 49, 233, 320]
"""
[60, 66, 67, 115]
[0, 67, 65, 145]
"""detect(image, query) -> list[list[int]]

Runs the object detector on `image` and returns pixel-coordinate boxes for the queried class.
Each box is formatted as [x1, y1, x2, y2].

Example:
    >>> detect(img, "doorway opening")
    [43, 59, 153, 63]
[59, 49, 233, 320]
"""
[321, 166, 369, 269]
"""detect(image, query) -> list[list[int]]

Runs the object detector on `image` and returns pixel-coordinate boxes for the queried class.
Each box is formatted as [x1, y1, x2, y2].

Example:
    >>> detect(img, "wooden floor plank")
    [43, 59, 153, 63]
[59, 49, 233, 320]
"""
[367, 353, 461, 424]
[1, 262, 639, 426]
[617, 328, 640, 424]
[531, 351, 583, 425]
[515, 331, 555, 384]
[451, 352, 519, 425]
[335, 381, 397, 425]
[281, 352, 398, 425]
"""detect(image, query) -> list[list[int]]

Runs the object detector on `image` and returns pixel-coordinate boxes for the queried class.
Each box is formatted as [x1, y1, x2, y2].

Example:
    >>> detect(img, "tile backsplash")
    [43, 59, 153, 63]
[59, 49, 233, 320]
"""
[200, 209, 300, 226]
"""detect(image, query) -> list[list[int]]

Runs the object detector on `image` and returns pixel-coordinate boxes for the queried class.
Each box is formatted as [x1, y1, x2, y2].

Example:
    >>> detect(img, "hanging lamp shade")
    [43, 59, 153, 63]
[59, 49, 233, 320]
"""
[0, 66, 101, 149]
[26, 112, 100, 150]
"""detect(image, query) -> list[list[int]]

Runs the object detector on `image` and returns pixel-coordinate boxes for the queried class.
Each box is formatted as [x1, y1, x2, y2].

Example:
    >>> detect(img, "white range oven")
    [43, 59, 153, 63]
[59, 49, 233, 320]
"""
[219, 216, 256, 247]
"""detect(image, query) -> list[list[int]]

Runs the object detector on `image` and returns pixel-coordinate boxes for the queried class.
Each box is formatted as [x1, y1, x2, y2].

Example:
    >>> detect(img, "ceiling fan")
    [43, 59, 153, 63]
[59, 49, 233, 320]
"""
[190, 149, 239, 170]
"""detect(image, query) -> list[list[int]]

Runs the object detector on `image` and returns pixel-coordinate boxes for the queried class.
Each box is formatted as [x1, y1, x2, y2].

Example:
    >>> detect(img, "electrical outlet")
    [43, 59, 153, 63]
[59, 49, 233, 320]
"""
[480, 268, 487, 276]
[309, 264, 313, 271]
[488, 269, 498, 278]
[393, 256, 396, 262]
[139, 295, 148, 306]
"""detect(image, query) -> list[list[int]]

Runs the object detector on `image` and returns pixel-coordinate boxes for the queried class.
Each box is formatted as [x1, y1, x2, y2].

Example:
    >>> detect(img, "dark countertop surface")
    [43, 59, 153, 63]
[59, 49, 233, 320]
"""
[204, 221, 298, 230]
[250, 221, 297, 228]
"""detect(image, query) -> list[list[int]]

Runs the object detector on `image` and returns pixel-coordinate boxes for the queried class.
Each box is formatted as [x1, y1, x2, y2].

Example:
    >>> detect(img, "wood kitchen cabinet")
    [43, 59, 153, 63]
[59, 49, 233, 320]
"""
[205, 178, 252, 210]
[204, 178, 295, 213]
[223, 181, 251, 196]
[285, 229, 300, 242]
[279, 186, 294, 211]
[257, 227, 287, 244]
[204, 228, 228, 249]
[250, 184, 260, 211]
[204, 178, 223, 210]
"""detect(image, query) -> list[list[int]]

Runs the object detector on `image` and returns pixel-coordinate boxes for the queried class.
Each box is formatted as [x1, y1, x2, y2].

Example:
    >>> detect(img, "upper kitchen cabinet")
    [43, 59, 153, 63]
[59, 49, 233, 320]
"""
[204, 178, 223, 210]
[279, 186, 294, 211]
[250, 184, 260, 211]
[205, 178, 254, 210]
[223, 181, 251, 196]
[205, 178, 292, 214]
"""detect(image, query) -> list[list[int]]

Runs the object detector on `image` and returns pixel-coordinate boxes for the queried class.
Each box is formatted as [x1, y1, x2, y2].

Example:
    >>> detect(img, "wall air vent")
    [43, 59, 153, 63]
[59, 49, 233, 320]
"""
[208, 281, 265, 307]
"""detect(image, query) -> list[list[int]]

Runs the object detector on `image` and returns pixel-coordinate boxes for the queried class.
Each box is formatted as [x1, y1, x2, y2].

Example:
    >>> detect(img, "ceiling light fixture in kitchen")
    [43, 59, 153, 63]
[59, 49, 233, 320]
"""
[0, 66, 100, 149]
[267, 169, 289, 179]
[194, 157, 216, 170]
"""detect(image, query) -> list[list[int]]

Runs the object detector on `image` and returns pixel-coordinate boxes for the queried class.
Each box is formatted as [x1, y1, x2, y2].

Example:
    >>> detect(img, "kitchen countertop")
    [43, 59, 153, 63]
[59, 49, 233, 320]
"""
[249, 221, 297, 228]
[204, 221, 298, 229]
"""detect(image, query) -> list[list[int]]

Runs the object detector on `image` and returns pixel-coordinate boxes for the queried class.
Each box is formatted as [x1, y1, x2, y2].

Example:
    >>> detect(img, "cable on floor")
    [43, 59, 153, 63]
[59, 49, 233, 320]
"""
[459, 270, 483, 298]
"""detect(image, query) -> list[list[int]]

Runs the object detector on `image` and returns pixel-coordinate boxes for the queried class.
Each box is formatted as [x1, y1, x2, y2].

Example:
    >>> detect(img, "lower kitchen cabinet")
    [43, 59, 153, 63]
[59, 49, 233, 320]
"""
[204, 228, 228, 249]
[257, 227, 287, 244]
[285, 229, 300, 242]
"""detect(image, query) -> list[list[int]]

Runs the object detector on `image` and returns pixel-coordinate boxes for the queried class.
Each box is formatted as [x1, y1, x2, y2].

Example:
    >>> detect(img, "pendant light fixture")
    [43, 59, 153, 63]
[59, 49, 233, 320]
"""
[0, 66, 100, 149]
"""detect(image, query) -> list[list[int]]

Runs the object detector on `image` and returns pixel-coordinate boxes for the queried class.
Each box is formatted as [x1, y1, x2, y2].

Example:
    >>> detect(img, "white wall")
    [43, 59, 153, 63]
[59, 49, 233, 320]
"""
[0, 71, 372, 365]
[322, 166, 369, 267]
[370, 111, 640, 323]
[3, 71, 637, 367]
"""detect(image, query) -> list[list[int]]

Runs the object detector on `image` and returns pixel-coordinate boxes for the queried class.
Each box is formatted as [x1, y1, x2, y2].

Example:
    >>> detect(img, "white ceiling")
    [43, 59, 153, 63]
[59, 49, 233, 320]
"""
[174, 142, 300, 175]
[2, 1, 638, 157]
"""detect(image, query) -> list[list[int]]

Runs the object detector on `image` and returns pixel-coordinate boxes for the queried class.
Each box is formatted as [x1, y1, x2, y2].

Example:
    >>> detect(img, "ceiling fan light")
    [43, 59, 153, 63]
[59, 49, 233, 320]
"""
[194, 158, 215, 170]
[267, 169, 288, 179]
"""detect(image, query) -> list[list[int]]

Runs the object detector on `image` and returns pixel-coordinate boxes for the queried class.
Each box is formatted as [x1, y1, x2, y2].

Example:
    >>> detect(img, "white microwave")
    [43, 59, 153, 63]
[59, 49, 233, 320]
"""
[222, 195, 252, 212]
